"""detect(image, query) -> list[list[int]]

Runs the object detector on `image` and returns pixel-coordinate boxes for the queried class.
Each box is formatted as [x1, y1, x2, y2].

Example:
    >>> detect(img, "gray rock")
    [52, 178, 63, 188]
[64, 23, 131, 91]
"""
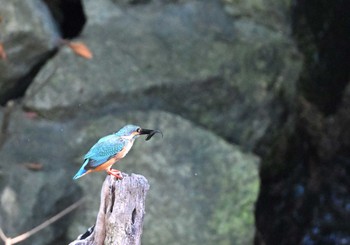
[24, 1, 236, 110]
[68, 110, 260, 245]
[24, 0, 301, 152]
[0, 107, 258, 245]
[222, 0, 293, 33]
[0, 0, 60, 104]
[0, 108, 81, 245]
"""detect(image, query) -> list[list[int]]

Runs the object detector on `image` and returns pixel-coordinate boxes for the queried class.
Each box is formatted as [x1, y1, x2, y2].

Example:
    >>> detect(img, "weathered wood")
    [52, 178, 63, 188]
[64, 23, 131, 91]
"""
[69, 174, 150, 245]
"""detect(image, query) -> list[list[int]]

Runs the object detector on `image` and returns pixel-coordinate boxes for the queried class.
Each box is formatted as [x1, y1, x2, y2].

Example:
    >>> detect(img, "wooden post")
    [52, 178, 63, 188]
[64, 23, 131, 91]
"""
[69, 174, 150, 245]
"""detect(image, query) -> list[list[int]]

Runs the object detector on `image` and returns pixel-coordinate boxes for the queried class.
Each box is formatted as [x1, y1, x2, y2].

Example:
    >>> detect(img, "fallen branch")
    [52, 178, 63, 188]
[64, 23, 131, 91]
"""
[0, 198, 84, 245]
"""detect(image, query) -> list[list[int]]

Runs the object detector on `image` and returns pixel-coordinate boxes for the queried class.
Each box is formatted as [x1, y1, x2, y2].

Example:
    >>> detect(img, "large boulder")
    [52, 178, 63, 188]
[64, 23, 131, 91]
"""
[68, 110, 260, 245]
[0, 107, 259, 245]
[0, 108, 81, 245]
[24, 0, 301, 152]
[24, 0, 236, 111]
[0, 0, 59, 104]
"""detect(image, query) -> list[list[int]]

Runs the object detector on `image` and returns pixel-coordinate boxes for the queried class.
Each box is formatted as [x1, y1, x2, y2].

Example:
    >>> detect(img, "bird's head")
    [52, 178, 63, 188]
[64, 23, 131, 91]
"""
[116, 124, 163, 141]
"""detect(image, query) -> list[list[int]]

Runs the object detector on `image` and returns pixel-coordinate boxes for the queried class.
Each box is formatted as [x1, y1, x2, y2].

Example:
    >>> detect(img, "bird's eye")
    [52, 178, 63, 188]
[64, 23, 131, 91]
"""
[137, 128, 141, 133]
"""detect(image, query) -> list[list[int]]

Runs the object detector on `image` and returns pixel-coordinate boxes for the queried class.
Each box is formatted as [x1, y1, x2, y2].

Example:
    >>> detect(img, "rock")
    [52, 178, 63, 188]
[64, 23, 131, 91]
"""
[24, 0, 301, 152]
[68, 110, 260, 245]
[0, 107, 259, 245]
[0, 0, 60, 104]
[0, 108, 81, 245]
[24, 0, 236, 110]
[222, 0, 292, 33]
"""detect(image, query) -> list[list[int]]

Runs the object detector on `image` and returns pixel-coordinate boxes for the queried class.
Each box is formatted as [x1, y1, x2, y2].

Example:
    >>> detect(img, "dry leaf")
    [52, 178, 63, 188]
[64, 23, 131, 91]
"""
[0, 42, 7, 60]
[67, 41, 93, 59]
[24, 162, 44, 171]
[24, 111, 38, 119]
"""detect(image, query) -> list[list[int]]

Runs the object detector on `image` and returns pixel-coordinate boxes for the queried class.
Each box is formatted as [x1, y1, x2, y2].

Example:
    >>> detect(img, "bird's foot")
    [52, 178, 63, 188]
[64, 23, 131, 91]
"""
[107, 169, 123, 180]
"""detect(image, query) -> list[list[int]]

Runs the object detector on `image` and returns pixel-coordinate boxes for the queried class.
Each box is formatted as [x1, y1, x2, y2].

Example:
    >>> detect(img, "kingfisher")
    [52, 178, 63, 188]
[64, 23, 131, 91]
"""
[73, 124, 162, 180]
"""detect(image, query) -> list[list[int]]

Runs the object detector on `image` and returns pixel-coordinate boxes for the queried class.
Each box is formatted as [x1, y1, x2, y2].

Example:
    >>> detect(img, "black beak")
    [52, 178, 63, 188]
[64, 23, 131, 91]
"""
[139, 128, 163, 141]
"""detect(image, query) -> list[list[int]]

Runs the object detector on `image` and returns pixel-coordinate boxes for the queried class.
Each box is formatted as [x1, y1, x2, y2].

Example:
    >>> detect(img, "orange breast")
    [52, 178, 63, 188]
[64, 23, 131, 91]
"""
[92, 157, 117, 172]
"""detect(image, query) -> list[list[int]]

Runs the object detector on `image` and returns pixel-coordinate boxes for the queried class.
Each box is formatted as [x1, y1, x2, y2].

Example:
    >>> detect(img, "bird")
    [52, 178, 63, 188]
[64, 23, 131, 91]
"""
[73, 124, 162, 180]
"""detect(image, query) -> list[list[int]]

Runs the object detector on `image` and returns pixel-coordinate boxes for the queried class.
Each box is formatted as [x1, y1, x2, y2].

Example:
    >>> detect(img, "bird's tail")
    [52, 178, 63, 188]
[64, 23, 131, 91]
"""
[73, 168, 87, 180]
[73, 160, 89, 180]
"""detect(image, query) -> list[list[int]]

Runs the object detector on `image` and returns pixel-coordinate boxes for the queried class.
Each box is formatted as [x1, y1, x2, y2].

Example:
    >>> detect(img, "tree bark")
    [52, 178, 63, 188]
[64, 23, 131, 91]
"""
[69, 174, 150, 245]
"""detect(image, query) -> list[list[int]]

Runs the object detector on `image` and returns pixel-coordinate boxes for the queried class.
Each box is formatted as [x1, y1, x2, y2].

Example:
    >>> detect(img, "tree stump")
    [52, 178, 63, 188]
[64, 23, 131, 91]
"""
[69, 174, 150, 245]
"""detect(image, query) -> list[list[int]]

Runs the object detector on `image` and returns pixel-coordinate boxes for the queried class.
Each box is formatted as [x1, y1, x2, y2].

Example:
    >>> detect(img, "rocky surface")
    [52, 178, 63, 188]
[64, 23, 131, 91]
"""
[24, 0, 301, 152]
[0, 0, 301, 244]
[0, 108, 259, 245]
[0, 0, 59, 105]
[0, 108, 81, 245]
[67, 111, 259, 245]
[2, 0, 348, 245]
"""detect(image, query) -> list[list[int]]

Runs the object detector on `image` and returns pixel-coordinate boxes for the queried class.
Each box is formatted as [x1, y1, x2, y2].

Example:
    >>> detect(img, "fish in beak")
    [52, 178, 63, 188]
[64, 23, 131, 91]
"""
[139, 128, 163, 141]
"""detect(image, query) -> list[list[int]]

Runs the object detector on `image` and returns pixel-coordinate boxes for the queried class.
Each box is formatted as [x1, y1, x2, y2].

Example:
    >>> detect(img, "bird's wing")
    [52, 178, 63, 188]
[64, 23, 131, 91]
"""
[84, 136, 126, 169]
